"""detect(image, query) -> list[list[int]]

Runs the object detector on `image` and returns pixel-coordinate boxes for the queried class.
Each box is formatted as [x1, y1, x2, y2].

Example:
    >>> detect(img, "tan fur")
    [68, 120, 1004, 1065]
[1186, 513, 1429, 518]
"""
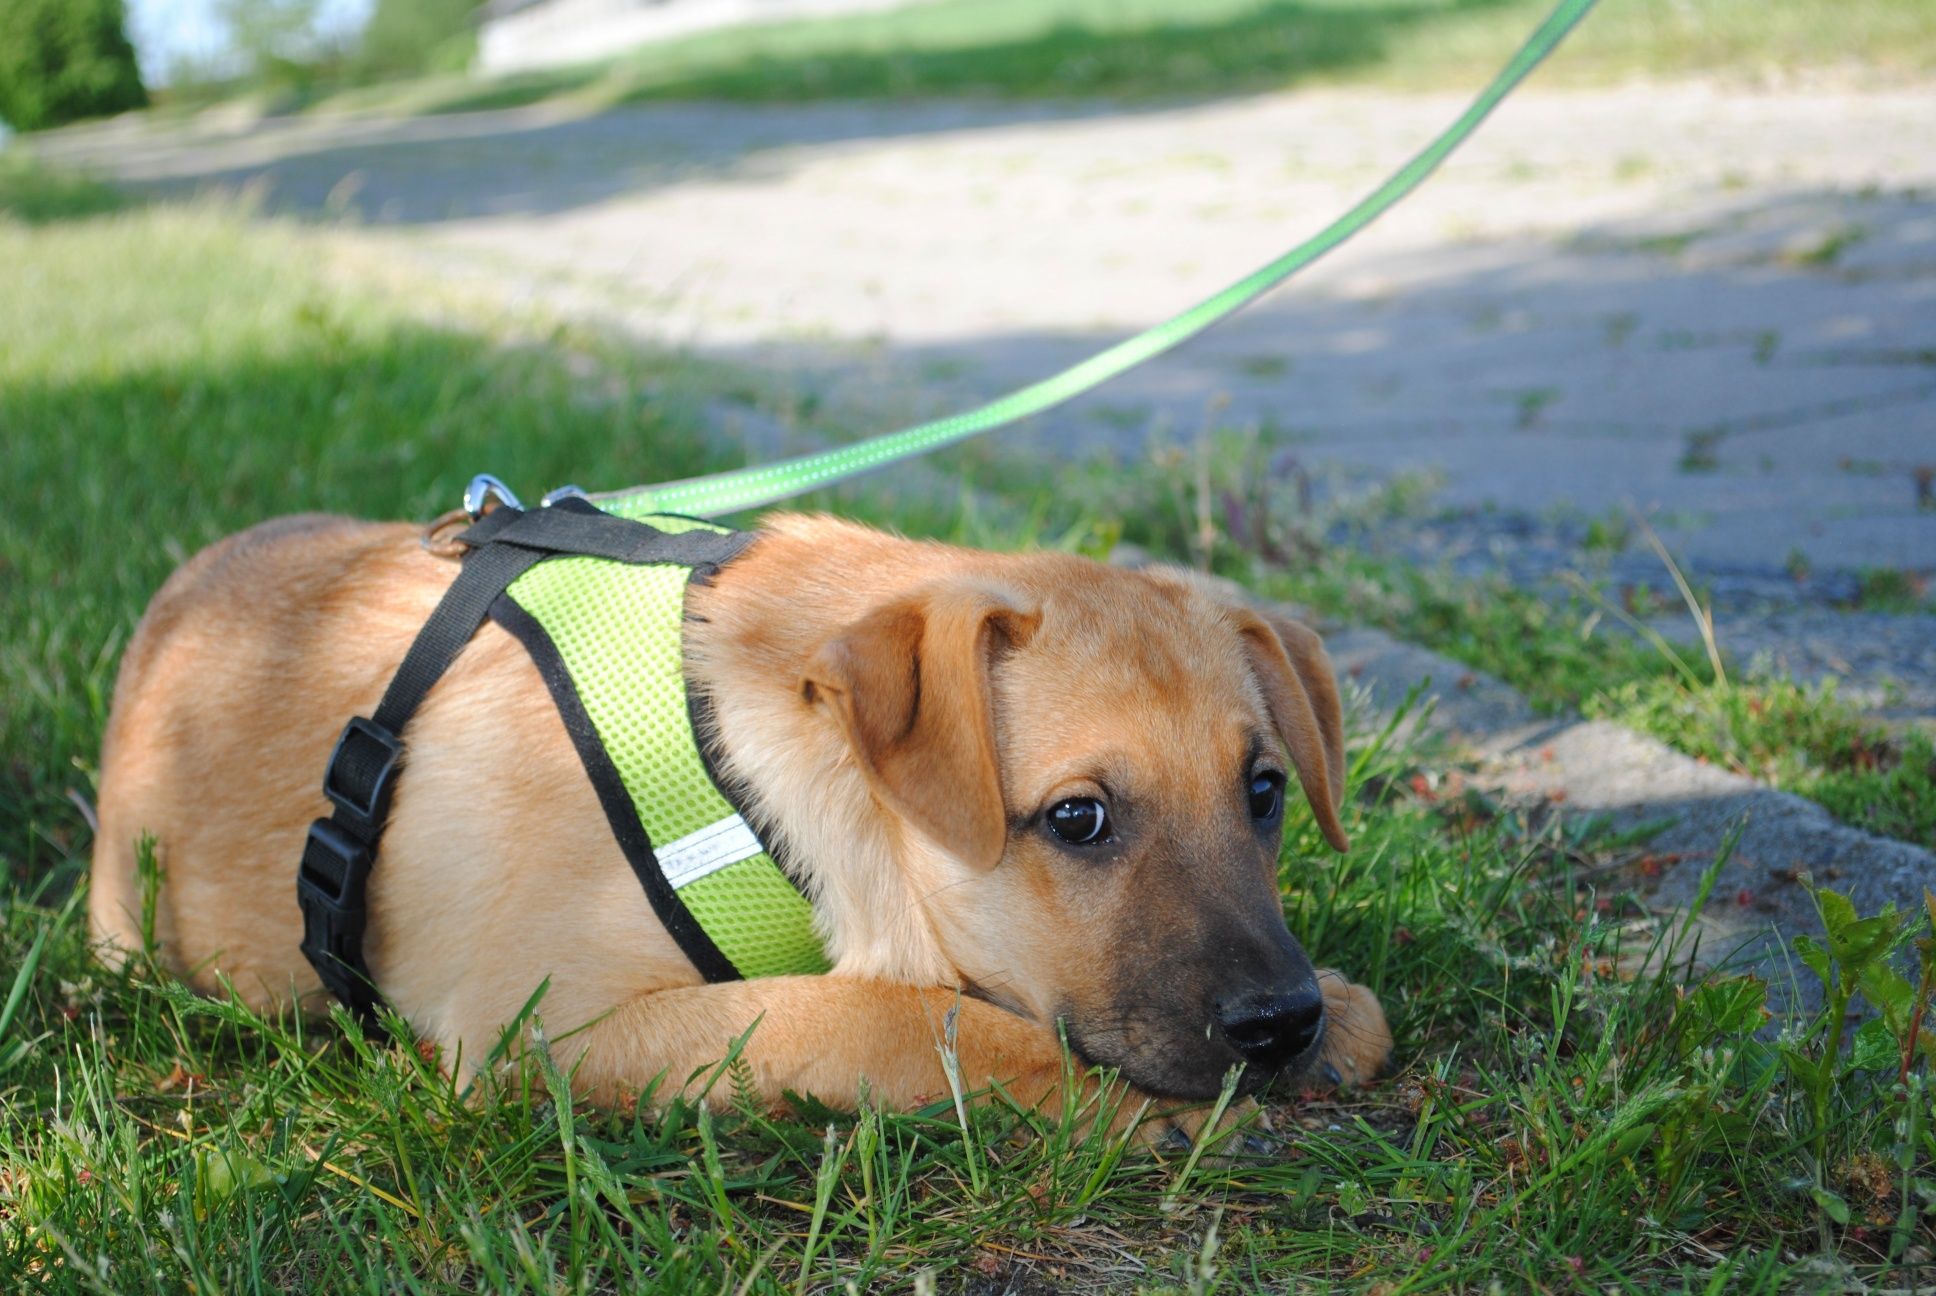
[91, 512, 1392, 1130]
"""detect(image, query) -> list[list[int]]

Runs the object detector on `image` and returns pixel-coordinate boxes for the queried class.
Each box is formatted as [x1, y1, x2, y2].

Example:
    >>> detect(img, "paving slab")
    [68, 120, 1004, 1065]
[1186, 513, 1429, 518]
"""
[1320, 619, 1936, 1013]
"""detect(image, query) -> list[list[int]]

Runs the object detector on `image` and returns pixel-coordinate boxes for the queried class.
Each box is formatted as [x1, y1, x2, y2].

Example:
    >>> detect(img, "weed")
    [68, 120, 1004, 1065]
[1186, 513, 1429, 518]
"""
[1508, 386, 1561, 430]
[1089, 401, 1153, 432]
[917, 355, 970, 383]
[1634, 229, 1701, 258]
[1235, 353, 1291, 379]
[1785, 885, 1936, 1251]
[1612, 153, 1654, 182]
[1601, 311, 1638, 348]
[1856, 567, 1931, 612]
[1680, 428, 1725, 472]
[1582, 509, 1632, 554]
[1785, 223, 1871, 268]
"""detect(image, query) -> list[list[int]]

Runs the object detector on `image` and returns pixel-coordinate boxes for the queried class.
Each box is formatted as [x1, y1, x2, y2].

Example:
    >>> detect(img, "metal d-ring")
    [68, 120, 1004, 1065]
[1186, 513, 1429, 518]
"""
[463, 473, 523, 520]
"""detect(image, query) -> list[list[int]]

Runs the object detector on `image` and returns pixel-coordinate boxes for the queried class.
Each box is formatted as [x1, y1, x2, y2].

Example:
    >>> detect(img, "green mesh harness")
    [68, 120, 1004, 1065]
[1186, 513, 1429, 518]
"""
[297, 498, 829, 1026]
[491, 514, 828, 982]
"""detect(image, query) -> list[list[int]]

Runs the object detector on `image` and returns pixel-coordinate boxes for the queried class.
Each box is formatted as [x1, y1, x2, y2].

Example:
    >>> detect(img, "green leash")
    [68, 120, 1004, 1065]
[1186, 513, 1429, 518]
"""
[594, 0, 1598, 523]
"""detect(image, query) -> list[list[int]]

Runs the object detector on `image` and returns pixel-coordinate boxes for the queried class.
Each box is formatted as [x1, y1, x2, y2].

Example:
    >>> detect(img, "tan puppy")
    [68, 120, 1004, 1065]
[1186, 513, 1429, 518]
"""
[90, 512, 1390, 1128]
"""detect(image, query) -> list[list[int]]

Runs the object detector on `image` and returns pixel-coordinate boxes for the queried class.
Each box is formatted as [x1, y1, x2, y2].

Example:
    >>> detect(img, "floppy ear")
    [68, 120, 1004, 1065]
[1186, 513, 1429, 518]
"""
[802, 581, 1041, 869]
[1232, 607, 1350, 853]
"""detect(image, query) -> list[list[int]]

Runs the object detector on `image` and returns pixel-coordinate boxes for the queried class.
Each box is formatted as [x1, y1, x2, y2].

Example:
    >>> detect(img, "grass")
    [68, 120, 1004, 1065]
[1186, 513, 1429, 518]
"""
[1274, 547, 1936, 853]
[1855, 567, 1932, 615]
[150, 0, 1936, 126]
[7, 182, 1936, 1290]
[0, 153, 128, 224]
[1603, 676, 1936, 850]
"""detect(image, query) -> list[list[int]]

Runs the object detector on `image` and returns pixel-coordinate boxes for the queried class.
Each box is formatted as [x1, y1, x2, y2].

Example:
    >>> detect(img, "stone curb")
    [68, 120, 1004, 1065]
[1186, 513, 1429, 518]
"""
[1320, 624, 1936, 1013]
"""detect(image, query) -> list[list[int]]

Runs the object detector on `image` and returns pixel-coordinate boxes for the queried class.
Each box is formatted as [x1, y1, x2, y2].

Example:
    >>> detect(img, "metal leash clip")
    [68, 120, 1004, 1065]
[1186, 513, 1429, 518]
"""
[424, 473, 526, 559]
[463, 473, 524, 520]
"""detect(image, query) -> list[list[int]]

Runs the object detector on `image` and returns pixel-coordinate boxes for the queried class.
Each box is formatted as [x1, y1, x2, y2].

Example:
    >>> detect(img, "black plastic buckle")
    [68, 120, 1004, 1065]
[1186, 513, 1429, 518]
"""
[297, 818, 376, 1017]
[322, 716, 403, 841]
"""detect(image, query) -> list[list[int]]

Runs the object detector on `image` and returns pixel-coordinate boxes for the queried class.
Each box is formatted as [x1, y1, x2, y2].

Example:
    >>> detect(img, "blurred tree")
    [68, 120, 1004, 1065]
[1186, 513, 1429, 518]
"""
[0, 0, 147, 130]
[213, 0, 331, 88]
[352, 0, 481, 80]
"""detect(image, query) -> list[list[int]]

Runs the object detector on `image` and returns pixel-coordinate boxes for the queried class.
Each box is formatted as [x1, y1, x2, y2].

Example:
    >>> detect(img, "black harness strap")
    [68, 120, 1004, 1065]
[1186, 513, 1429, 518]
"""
[475, 502, 756, 568]
[486, 596, 743, 984]
[299, 514, 549, 1025]
[296, 499, 757, 1027]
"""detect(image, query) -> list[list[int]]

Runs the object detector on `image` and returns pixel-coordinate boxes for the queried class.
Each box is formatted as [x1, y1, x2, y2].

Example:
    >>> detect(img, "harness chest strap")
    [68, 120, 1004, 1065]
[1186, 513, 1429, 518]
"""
[297, 499, 828, 1027]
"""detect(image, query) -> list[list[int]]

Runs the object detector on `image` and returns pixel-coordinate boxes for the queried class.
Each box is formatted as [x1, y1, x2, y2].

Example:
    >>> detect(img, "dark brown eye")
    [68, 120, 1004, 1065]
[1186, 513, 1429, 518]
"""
[1249, 772, 1285, 822]
[1046, 797, 1110, 846]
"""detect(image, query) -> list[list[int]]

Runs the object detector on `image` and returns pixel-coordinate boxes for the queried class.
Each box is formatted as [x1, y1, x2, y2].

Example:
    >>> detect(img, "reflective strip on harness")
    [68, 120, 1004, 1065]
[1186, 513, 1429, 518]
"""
[659, 815, 763, 889]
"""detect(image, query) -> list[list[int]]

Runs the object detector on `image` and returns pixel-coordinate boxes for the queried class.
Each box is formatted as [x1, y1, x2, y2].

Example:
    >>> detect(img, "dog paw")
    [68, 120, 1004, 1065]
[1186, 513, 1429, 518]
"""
[1311, 970, 1392, 1089]
[1128, 1094, 1268, 1160]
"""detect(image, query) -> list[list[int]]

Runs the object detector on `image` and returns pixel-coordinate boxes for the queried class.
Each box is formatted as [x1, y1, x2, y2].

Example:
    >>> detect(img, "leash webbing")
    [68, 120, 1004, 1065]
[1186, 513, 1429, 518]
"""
[592, 0, 1598, 521]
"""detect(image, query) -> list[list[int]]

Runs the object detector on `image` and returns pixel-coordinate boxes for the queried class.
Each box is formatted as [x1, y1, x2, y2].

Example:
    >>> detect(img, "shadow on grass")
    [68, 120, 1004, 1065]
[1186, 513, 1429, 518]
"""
[0, 320, 752, 886]
[29, 0, 1529, 226]
[0, 155, 132, 224]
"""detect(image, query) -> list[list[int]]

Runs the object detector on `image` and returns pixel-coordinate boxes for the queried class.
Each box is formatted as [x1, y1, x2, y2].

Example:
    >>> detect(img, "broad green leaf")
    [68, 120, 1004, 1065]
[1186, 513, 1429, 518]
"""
[1840, 914, 1903, 974]
[1682, 977, 1767, 1039]
[1858, 962, 1917, 1024]
[1850, 1018, 1899, 1072]
[1777, 1043, 1822, 1091]
[1609, 1122, 1657, 1163]
[1793, 935, 1832, 986]
[1815, 888, 1858, 939]
[1810, 1186, 1851, 1225]
[195, 1147, 281, 1219]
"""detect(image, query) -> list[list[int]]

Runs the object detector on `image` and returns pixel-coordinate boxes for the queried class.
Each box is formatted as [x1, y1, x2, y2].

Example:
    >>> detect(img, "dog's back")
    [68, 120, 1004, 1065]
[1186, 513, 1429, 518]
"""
[91, 514, 434, 998]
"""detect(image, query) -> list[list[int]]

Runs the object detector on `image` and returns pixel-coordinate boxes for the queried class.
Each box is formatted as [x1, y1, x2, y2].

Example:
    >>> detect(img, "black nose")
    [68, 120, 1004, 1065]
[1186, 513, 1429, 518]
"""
[1215, 985, 1325, 1070]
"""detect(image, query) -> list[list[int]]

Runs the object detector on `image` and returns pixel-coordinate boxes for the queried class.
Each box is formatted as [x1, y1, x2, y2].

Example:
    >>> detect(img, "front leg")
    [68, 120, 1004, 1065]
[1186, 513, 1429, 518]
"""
[560, 976, 1062, 1113]
[1313, 969, 1392, 1087]
[550, 976, 1222, 1142]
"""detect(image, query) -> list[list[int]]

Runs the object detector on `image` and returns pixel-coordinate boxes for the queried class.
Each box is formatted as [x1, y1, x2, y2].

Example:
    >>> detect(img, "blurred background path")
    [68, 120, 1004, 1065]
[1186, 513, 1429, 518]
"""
[38, 78, 1936, 720]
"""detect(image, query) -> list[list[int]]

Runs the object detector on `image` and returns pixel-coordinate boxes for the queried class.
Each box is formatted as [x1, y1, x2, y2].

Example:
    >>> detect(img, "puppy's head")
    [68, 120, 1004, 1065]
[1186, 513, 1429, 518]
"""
[802, 557, 1348, 1099]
